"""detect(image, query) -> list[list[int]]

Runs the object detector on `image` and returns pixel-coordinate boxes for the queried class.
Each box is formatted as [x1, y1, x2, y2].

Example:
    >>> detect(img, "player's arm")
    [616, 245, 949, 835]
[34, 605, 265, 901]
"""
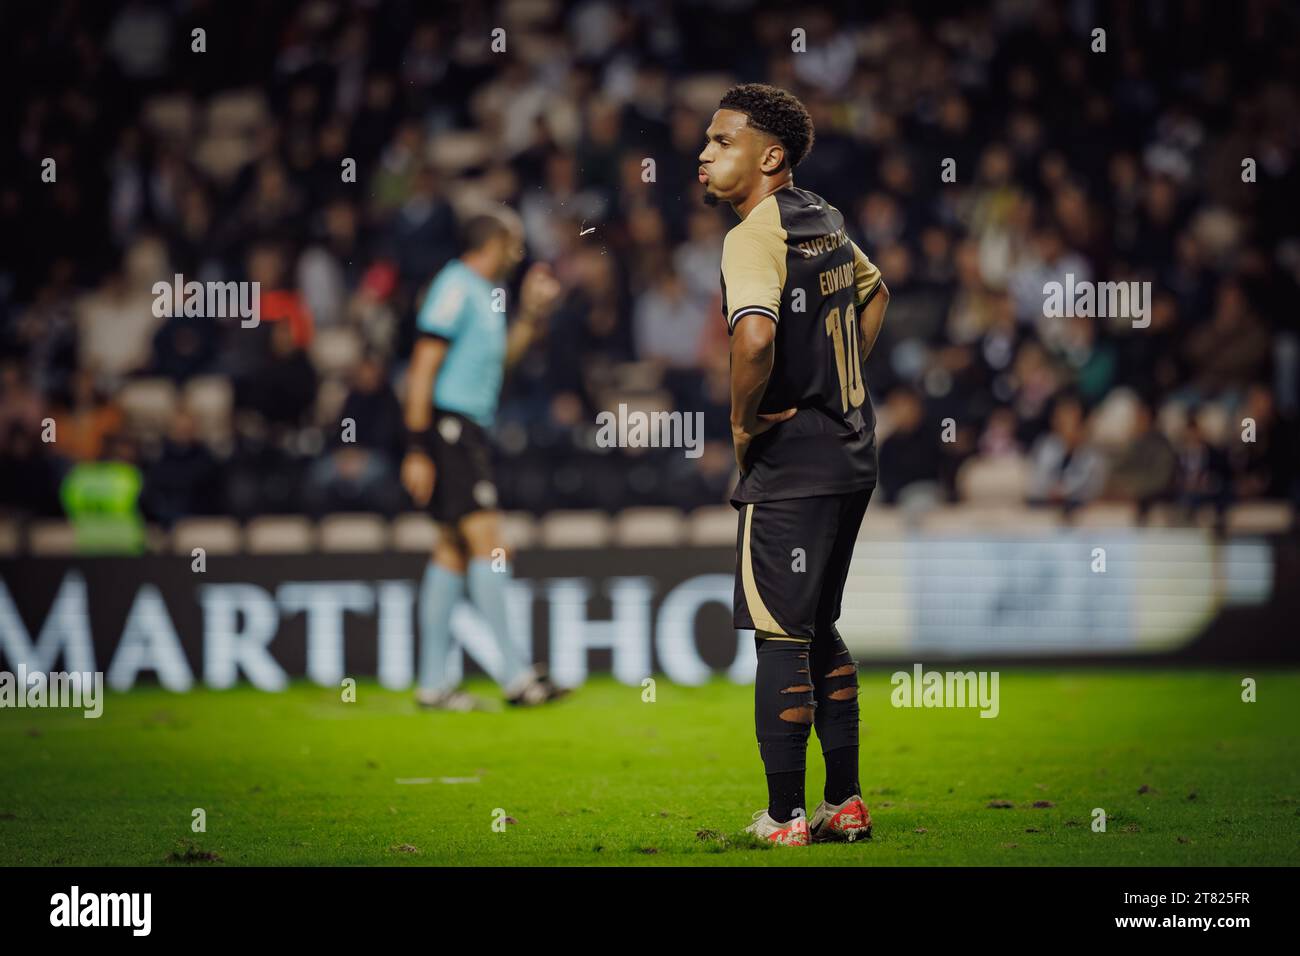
[849, 239, 890, 360]
[402, 275, 461, 507]
[504, 263, 562, 372]
[723, 226, 796, 473]
[858, 280, 890, 361]
[730, 316, 796, 472]
[401, 335, 448, 507]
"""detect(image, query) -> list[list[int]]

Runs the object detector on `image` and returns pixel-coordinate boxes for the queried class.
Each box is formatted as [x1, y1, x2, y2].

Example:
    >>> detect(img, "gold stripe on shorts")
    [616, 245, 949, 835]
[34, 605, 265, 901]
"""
[741, 503, 789, 636]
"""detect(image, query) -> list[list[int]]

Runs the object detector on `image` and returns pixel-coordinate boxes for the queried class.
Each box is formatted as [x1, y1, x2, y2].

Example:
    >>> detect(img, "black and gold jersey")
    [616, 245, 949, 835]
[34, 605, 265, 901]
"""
[720, 184, 884, 506]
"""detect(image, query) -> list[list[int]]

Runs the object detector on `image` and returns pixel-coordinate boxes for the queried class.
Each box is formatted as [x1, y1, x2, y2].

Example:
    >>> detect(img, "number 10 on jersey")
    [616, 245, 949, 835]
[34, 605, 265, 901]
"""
[825, 303, 866, 411]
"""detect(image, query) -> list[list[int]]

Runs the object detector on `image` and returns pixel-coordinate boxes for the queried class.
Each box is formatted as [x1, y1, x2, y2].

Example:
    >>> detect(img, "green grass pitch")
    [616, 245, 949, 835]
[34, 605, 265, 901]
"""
[2, 670, 1298, 866]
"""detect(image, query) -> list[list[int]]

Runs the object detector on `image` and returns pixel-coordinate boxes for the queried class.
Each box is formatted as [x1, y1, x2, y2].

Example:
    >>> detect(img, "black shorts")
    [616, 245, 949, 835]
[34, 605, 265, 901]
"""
[429, 409, 499, 524]
[733, 486, 874, 638]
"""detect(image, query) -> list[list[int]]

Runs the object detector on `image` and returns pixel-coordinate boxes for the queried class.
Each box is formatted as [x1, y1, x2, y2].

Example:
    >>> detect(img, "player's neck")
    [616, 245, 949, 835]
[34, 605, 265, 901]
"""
[735, 176, 794, 220]
[462, 253, 497, 282]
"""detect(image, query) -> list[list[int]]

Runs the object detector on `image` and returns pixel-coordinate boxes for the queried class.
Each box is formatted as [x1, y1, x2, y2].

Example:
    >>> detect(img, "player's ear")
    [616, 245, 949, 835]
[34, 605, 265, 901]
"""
[760, 140, 786, 175]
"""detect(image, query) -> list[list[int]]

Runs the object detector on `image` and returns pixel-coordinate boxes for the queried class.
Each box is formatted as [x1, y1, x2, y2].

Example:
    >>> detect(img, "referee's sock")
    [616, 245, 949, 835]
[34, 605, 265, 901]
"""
[467, 558, 530, 688]
[417, 563, 463, 692]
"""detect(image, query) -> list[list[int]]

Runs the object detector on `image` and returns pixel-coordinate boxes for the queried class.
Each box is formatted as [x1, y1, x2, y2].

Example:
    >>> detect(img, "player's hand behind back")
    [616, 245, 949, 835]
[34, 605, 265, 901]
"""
[401, 450, 436, 507]
[732, 407, 797, 472]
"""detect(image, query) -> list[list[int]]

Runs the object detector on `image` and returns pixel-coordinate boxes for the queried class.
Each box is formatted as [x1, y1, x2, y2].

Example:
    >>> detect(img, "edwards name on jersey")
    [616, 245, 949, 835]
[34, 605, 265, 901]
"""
[720, 184, 884, 506]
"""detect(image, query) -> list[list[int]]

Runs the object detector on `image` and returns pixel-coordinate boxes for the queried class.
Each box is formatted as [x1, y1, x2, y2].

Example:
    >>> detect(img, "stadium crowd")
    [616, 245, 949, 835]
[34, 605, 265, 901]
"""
[2, 0, 1297, 533]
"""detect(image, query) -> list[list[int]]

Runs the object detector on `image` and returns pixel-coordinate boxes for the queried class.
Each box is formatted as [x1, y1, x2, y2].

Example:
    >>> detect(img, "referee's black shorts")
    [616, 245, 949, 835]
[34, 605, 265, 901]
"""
[428, 409, 499, 524]
[733, 487, 874, 638]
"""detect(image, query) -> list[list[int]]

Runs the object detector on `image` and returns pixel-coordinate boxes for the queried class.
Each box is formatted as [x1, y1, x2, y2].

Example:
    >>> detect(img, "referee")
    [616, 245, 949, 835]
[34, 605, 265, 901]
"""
[401, 207, 566, 710]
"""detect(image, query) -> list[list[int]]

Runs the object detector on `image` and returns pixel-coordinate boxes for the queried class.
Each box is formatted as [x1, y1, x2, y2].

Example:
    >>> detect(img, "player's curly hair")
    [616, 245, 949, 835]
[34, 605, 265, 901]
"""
[718, 83, 815, 169]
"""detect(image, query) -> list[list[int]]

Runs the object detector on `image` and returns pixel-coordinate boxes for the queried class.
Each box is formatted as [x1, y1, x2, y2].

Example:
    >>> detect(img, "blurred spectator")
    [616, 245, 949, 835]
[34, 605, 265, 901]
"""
[1104, 397, 1177, 513]
[234, 320, 318, 430]
[1228, 384, 1298, 501]
[1054, 315, 1117, 408]
[0, 364, 61, 515]
[879, 386, 944, 505]
[978, 405, 1022, 459]
[148, 311, 219, 382]
[1026, 393, 1107, 508]
[389, 165, 457, 290]
[1183, 282, 1271, 399]
[1173, 412, 1231, 518]
[74, 263, 164, 384]
[304, 354, 404, 516]
[633, 264, 709, 368]
[49, 369, 124, 463]
[1, 1, 1296, 527]
[60, 433, 145, 554]
[249, 242, 315, 349]
[141, 409, 221, 527]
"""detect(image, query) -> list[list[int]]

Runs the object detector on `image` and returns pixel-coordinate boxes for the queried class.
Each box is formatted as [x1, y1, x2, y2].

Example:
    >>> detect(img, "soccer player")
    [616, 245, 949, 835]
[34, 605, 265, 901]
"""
[401, 208, 567, 711]
[699, 84, 891, 845]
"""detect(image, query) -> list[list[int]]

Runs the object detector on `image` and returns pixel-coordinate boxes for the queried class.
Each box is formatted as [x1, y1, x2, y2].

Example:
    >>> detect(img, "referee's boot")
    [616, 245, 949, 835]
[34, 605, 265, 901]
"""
[504, 664, 570, 707]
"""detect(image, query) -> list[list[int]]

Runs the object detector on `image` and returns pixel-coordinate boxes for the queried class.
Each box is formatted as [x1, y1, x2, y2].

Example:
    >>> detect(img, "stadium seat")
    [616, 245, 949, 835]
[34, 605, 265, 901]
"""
[919, 505, 1059, 533]
[391, 513, 436, 553]
[614, 507, 687, 547]
[858, 505, 907, 538]
[538, 511, 613, 549]
[194, 133, 255, 182]
[313, 376, 351, 429]
[319, 513, 389, 552]
[172, 518, 243, 555]
[0, 518, 20, 556]
[309, 327, 364, 378]
[1147, 503, 1216, 528]
[195, 92, 266, 179]
[427, 130, 492, 174]
[183, 376, 234, 444]
[1156, 400, 1191, 443]
[205, 90, 268, 135]
[245, 516, 316, 553]
[896, 481, 945, 515]
[389, 512, 535, 553]
[609, 361, 664, 392]
[957, 455, 1031, 503]
[677, 74, 734, 112]
[501, 511, 539, 550]
[918, 505, 977, 532]
[590, 389, 675, 429]
[1225, 501, 1294, 535]
[27, 520, 78, 556]
[1071, 502, 1139, 528]
[143, 524, 169, 554]
[687, 505, 737, 547]
[1005, 507, 1064, 530]
[140, 94, 196, 140]
[1088, 388, 1140, 451]
[1195, 403, 1232, 446]
[117, 378, 178, 437]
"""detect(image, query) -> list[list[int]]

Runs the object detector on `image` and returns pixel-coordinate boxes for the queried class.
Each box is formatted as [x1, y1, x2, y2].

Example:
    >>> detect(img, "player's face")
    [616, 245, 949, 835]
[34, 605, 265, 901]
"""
[698, 109, 768, 207]
[495, 226, 527, 279]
